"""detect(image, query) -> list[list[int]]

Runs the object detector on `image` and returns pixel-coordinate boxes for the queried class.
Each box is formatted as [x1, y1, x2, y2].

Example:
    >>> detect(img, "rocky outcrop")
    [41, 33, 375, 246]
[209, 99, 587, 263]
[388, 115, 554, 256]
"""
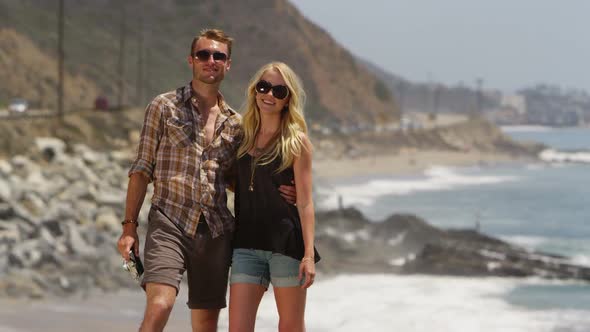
[313, 118, 546, 161]
[0, 138, 151, 298]
[315, 208, 590, 281]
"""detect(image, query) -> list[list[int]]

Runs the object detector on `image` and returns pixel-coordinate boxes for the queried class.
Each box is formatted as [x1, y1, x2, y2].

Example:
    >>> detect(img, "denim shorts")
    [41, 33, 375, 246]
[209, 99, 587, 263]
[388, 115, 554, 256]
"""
[230, 248, 303, 288]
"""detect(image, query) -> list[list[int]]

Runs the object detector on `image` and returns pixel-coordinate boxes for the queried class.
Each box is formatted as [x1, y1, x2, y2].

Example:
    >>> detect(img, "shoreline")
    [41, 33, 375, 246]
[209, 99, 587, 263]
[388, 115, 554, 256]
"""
[313, 149, 537, 180]
[0, 276, 587, 332]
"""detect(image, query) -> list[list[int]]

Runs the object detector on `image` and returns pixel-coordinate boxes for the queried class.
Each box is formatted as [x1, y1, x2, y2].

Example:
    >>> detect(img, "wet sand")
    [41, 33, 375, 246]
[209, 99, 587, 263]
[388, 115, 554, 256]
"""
[0, 283, 294, 331]
[0, 287, 192, 331]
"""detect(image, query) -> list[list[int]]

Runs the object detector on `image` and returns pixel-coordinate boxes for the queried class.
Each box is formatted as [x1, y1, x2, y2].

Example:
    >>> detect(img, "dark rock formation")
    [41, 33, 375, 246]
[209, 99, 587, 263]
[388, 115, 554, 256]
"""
[315, 208, 590, 281]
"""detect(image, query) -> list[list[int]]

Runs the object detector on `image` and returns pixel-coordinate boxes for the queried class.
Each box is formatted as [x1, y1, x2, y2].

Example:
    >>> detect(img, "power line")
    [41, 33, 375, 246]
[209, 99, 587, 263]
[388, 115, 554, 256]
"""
[57, 0, 64, 120]
[136, 13, 144, 106]
[117, 2, 127, 109]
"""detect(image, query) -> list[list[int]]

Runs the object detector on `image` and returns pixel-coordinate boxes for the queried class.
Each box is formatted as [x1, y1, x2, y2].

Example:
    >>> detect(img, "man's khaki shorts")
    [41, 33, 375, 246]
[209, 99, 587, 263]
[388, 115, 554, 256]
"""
[141, 206, 232, 309]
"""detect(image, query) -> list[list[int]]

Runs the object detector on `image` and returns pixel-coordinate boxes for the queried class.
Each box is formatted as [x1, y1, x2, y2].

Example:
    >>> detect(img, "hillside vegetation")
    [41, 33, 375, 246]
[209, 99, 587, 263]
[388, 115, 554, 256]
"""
[0, 0, 399, 124]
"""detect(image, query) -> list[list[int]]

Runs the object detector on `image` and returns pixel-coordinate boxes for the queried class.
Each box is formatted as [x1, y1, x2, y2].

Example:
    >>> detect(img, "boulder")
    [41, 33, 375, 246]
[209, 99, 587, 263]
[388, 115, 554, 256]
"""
[9, 239, 43, 268]
[0, 203, 14, 219]
[0, 220, 20, 243]
[66, 222, 98, 256]
[0, 159, 12, 176]
[0, 178, 12, 202]
[0, 270, 45, 298]
[35, 137, 66, 162]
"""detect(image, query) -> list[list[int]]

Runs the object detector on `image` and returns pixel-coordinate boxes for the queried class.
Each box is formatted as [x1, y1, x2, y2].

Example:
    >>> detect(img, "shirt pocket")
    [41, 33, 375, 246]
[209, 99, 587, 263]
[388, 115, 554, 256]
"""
[210, 130, 237, 166]
[166, 118, 193, 147]
[219, 130, 235, 144]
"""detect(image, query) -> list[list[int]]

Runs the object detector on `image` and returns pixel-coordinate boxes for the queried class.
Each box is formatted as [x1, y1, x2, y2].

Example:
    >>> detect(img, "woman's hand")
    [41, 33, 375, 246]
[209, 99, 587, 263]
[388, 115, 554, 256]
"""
[298, 257, 316, 289]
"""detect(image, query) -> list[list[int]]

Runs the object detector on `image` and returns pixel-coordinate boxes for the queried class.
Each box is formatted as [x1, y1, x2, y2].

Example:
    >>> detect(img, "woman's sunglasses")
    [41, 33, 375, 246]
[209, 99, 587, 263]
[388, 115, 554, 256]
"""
[193, 49, 228, 63]
[255, 80, 289, 100]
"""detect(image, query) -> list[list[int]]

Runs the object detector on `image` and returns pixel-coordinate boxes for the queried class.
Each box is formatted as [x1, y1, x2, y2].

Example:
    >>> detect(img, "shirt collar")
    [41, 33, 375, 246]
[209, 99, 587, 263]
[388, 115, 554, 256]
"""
[181, 82, 233, 117]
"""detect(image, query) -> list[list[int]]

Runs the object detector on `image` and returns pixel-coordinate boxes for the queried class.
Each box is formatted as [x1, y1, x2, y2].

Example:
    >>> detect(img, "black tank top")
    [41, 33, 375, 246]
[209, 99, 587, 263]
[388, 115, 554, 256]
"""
[233, 153, 320, 262]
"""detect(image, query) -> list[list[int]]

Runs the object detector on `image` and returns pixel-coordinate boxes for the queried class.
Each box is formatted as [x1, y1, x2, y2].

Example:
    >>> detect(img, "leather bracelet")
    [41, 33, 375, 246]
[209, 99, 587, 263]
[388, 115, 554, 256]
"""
[121, 219, 138, 227]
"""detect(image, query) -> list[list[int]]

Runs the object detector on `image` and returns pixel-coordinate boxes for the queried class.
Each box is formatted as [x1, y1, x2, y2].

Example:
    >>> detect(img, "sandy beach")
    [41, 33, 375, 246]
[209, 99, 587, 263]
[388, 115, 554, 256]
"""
[313, 149, 535, 179]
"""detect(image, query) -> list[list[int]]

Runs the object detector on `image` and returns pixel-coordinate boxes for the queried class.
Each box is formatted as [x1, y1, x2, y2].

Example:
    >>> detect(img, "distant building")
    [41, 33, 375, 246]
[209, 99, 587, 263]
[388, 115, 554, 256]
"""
[400, 114, 421, 130]
[501, 94, 527, 115]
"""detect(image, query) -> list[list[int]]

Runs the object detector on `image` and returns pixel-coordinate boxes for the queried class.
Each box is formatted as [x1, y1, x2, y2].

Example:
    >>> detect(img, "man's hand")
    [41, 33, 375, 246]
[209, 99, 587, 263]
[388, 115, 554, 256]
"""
[278, 180, 297, 205]
[119, 174, 149, 261]
[117, 225, 139, 261]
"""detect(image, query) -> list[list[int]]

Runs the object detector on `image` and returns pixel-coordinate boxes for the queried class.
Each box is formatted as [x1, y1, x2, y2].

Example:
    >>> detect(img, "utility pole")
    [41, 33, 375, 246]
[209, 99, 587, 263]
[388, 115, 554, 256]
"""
[396, 80, 405, 118]
[136, 13, 144, 106]
[433, 84, 441, 119]
[475, 78, 484, 116]
[144, 47, 151, 106]
[57, 0, 64, 121]
[117, 2, 127, 109]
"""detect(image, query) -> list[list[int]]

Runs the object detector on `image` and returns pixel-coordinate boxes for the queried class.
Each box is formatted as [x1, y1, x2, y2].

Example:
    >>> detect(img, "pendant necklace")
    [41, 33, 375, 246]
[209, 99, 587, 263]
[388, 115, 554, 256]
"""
[248, 156, 256, 191]
[249, 137, 263, 192]
[248, 131, 279, 192]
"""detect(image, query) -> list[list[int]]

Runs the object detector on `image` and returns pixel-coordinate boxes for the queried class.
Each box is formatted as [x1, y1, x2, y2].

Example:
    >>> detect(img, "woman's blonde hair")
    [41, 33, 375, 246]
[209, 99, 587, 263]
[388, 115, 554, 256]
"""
[237, 62, 308, 172]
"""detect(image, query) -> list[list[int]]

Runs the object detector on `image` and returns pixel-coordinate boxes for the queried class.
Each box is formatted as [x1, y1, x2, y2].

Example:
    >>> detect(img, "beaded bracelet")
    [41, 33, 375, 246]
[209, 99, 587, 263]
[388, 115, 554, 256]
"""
[121, 219, 138, 227]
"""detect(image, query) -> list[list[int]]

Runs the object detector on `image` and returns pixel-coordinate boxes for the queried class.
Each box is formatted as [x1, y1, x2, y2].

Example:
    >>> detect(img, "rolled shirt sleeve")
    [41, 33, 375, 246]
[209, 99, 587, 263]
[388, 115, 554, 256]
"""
[128, 97, 164, 182]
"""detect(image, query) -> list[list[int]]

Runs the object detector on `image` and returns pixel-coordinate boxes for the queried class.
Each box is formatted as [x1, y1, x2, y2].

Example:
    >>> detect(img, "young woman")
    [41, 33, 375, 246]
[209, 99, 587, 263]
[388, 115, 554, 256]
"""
[229, 62, 320, 332]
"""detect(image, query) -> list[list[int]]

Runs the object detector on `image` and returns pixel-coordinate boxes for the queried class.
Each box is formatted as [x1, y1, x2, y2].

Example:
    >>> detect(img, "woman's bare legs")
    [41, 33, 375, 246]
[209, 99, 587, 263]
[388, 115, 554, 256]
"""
[228, 283, 266, 332]
[274, 286, 307, 332]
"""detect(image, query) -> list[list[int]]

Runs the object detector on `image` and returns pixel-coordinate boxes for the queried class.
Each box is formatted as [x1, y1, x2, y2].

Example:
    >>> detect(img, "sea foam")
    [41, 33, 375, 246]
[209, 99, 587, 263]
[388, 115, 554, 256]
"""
[501, 125, 554, 133]
[254, 275, 590, 332]
[539, 149, 590, 164]
[319, 166, 518, 210]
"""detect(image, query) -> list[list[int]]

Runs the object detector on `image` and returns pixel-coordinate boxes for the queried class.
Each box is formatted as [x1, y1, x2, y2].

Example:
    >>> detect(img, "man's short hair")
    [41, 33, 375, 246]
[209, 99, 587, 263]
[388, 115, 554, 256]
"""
[190, 28, 234, 58]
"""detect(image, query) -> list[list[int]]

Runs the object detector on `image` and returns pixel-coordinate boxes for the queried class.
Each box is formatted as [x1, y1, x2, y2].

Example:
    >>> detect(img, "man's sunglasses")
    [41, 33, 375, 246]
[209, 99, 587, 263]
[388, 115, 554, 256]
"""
[255, 80, 289, 100]
[193, 50, 228, 62]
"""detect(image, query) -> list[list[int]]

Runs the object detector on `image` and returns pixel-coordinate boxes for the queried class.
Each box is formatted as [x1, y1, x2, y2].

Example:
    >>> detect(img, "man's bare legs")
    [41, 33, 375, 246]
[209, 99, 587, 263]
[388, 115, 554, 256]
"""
[140, 283, 177, 332]
[191, 308, 223, 332]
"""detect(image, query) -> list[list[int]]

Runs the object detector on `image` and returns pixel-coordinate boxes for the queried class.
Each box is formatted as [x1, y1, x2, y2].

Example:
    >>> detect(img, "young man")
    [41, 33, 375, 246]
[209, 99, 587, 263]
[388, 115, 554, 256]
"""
[117, 29, 294, 331]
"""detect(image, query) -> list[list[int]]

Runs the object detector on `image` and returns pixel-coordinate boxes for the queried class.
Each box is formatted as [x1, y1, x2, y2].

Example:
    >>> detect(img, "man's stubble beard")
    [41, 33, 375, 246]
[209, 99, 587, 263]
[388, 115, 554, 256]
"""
[194, 67, 225, 86]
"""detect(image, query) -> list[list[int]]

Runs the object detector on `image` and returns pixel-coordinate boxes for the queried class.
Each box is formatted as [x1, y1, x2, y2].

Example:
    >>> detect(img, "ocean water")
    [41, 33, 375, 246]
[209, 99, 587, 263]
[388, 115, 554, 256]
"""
[319, 127, 590, 265]
[316, 126, 590, 331]
[321, 162, 590, 265]
[502, 126, 590, 150]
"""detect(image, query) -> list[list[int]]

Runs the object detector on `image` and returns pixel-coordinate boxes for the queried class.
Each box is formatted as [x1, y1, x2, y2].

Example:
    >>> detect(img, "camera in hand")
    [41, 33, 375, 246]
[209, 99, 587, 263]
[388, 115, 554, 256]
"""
[123, 250, 144, 281]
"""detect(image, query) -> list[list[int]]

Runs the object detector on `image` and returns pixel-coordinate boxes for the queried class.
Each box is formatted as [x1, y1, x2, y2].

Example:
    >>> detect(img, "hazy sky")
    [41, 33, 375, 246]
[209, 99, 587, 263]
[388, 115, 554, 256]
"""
[290, 0, 590, 93]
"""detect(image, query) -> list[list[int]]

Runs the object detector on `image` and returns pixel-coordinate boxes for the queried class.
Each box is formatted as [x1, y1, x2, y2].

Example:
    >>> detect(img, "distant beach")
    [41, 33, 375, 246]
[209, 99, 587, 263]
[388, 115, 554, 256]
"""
[313, 149, 532, 179]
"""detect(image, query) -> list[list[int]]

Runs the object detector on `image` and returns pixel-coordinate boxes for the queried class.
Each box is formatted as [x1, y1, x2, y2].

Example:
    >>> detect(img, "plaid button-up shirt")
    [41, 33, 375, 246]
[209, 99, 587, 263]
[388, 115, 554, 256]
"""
[129, 83, 242, 238]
